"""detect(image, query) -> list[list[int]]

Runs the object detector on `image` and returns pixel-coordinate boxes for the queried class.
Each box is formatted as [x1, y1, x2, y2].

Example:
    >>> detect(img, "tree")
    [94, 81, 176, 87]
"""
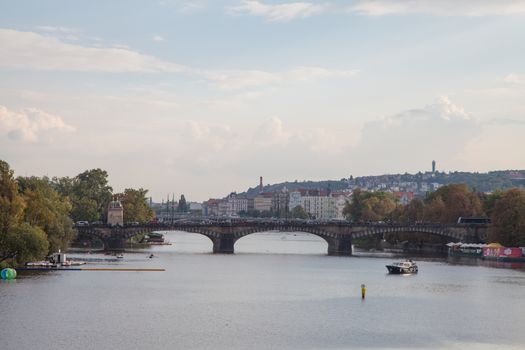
[488, 188, 525, 246]
[1, 223, 49, 265]
[424, 184, 482, 223]
[17, 176, 76, 253]
[343, 189, 397, 222]
[399, 197, 425, 224]
[480, 190, 503, 218]
[0, 160, 26, 263]
[0, 160, 25, 236]
[343, 188, 365, 222]
[361, 192, 397, 221]
[120, 188, 154, 223]
[291, 205, 309, 219]
[54, 169, 113, 222]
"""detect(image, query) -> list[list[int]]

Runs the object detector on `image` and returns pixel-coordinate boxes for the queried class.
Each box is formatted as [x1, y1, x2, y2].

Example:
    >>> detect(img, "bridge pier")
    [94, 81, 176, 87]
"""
[104, 237, 127, 251]
[213, 235, 235, 254]
[328, 237, 353, 256]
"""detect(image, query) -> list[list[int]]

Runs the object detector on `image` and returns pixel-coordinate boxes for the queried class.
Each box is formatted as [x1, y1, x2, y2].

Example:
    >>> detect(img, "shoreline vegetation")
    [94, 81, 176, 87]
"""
[2, 159, 525, 267]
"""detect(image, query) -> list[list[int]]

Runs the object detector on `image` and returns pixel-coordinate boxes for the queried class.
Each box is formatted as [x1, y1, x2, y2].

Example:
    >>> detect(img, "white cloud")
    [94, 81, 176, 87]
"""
[35, 26, 78, 34]
[254, 116, 291, 145]
[203, 66, 358, 89]
[349, 97, 480, 173]
[0, 105, 75, 142]
[229, 0, 327, 21]
[504, 72, 525, 84]
[0, 29, 357, 90]
[347, 0, 525, 16]
[287, 66, 359, 81]
[0, 29, 185, 73]
[204, 69, 281, 89]
[152, 35, 165, 42]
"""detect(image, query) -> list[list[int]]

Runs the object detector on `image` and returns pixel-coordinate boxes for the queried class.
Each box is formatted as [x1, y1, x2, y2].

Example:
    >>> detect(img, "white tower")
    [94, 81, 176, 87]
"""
[107, 199, 124, 226]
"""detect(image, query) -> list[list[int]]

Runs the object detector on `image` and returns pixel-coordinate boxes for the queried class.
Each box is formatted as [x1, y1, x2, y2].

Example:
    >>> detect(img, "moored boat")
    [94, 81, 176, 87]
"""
[386, 260, 418, 274]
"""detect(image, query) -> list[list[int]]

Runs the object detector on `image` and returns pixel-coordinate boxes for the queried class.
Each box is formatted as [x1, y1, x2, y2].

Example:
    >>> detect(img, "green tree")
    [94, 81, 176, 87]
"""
[343, 189, 397, 222]
[0, 160, 25, 236]
[54, 169, 113, 222]
[291, 205, 309, 219]
[343, 188, 365, 222]
[120, 188, 154, 223]
[2, 223, 49, 266]
[17, 176, 76, 253]
[480, 190, 503, 218]
[398, 197, 425, 224]
[488, 188, 525, 246]
[424, 184, 482, 223]
[0, 160, 26, 263]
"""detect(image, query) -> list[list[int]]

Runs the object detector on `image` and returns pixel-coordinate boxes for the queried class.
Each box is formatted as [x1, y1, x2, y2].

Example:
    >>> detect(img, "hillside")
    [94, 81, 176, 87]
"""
[241, 170, 525, 198]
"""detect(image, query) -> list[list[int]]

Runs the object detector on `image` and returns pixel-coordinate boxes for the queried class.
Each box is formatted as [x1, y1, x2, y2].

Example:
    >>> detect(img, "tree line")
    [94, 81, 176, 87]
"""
[0, 160, 153, 267]
[343, 184, 525, 247]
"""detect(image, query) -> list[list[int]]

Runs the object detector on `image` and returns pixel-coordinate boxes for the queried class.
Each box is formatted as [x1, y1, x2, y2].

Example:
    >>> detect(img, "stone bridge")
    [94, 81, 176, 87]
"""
[75, 220, 487, 255]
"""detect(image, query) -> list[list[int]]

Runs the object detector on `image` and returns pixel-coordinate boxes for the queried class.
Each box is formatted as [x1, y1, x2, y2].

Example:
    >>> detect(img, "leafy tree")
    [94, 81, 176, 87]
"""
[0, 160, 25, 236]
[480, 190, 503, 218]
[54, 169, 113, 222]
[488, 188, 525, 246]
[343, 188, 365, 222]
[361, 192, 397, 221]
[291, 205, 309, 219]
[17, 176, 76, 253]
[1, 223, 49, 265]
[119, 188, 154, 223]
[0, 160, 26, 263]
[400, 197, 425, 224]
[343, 189, 397, 222]
[424, 184, 482, 223]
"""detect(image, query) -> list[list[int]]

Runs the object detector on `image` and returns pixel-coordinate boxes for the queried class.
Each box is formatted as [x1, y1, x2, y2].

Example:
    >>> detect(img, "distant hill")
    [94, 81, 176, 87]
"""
[240, 170, 525, 198]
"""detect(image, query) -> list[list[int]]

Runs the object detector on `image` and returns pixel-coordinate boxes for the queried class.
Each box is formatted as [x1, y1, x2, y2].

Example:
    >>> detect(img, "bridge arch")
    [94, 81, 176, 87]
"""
[351, 225, 464, 242]
[232, 228, 330, 255]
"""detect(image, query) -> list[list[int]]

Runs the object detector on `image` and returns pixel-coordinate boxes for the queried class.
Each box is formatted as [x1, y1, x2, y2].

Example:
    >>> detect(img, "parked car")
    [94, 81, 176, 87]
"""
[76, 221, 89, 226]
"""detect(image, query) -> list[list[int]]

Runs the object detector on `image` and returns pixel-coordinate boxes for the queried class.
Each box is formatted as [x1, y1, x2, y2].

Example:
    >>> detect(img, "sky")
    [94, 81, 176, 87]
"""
[1, 0, 525, 202]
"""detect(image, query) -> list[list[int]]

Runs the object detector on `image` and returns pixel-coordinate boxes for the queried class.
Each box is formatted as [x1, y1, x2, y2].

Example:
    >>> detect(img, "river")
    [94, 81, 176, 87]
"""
[1, 231, 525, 350]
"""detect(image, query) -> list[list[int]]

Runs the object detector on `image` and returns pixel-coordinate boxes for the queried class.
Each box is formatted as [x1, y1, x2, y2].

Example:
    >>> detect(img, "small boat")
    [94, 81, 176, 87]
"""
[115, 253, 124, 259]
[386, 260, 418, 274]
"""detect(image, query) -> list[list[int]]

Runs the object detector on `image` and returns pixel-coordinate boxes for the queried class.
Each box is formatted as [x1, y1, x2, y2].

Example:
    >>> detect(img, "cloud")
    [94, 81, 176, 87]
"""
[349, 96, 480, 173]
[254, 116, 291, 145]
[203, 69, 281, 89]
[229, 0, 327, 21]
[0, 105, 75, 142]
[288, 66, 359, 81]
[152, 35, 165, 42]
[0, 29, 185, 73]
[347, 0, 525, 16]
[159, 1, 208, 14]
[35, 26, 78, 34]
[203, 66, 358, 89]
[0, 29, 357, 90]
[504, 72, 525, 84]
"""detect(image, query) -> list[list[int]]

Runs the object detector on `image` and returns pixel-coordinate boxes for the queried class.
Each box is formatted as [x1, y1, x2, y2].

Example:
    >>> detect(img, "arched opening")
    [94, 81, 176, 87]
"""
[235, 230, 328, 255]
[145, 230, 214, 254]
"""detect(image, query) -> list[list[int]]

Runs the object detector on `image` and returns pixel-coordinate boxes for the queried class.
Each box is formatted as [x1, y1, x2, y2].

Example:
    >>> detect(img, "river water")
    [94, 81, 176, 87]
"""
[1, 231, 525, 350]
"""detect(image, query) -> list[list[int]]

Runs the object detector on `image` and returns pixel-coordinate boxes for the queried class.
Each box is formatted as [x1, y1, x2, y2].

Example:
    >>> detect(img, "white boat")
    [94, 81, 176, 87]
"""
[116, 253, 124, 259]
[386, 260, 418, 274]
